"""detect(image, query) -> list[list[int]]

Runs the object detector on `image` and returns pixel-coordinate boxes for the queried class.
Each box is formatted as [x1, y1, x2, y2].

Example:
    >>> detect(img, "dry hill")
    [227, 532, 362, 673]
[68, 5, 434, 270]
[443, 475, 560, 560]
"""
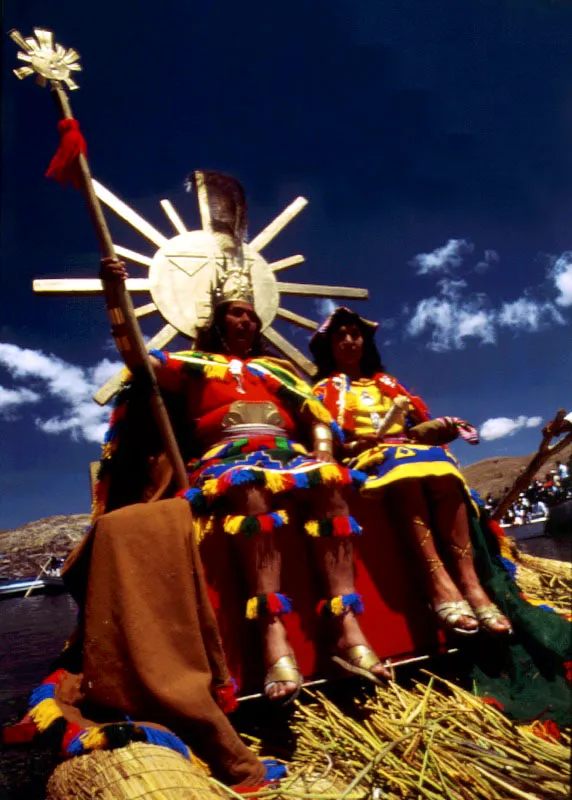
[462, 442, 572, 500]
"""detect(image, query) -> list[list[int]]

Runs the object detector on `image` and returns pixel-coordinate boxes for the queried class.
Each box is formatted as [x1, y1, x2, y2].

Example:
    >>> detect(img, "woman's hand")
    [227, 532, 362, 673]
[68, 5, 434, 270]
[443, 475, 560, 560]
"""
[100, 257, 128, 283]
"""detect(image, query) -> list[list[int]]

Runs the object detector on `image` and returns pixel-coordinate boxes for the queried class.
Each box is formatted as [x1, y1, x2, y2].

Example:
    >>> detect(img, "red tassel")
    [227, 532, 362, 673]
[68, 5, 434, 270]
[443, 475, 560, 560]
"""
[42, 668, 67, 685]
[214, 682, 239, 714]
[60, 721, 85, 754]
[266, 593, 282, 614]
[332, 517, 352, 537]
[45, 118, 87, 188]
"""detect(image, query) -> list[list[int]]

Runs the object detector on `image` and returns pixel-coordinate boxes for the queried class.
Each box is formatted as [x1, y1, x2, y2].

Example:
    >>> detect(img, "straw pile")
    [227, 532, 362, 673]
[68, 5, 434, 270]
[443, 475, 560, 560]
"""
[46, 742, 225, 800]
[514, 551, 572, 617]
[280, 676, 571, 800]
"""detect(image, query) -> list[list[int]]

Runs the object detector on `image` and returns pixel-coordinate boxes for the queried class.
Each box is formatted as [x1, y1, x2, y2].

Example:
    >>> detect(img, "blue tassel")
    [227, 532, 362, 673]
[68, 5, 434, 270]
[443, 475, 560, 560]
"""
[66, 732, 86, 756]
[28, 683, 55, 709]
[276, 593, 293, 614]
[348, 516, 362, 535]
[149, 349, 167, 364]
[343, 592, 364, 615]
[350, 469, 368, 487]
[269, 512, 286, 528]
[331, 421, 345, 443]
[230, 468, 257, 485]
[470, 489, 485, 508]
[293, 472, 310, 489]
[262, 758, 287, 782]
[140, 725, 190, 759]
[497, 556, 517, 579]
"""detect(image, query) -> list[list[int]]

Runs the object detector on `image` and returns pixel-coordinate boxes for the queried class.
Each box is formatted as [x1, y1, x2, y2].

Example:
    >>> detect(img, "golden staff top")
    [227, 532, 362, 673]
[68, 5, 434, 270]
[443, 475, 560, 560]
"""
[10, 29, 370, 407]
[9, 27, 190, 491]
[10, 28, 82, 89]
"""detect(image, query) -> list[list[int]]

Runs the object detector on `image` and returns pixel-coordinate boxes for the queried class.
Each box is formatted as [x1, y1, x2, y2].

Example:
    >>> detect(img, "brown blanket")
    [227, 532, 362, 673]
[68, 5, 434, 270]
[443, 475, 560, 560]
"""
[60, 498, 264, 787]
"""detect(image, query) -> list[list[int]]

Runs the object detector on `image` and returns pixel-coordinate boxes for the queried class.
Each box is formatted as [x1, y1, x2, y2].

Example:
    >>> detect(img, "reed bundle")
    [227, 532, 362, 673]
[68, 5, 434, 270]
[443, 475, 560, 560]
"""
[238, 674, 567, 800]
[513, 548, 572, 617]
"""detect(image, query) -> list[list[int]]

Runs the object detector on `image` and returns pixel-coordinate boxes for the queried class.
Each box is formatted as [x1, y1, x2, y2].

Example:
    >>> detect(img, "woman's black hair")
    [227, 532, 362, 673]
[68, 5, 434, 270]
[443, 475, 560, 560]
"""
[194, 302, 268, 357]
[313, 313, 385, 381]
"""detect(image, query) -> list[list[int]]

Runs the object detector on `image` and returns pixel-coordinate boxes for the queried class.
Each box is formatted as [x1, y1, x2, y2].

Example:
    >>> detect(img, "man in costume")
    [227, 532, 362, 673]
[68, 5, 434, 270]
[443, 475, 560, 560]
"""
[310, 306, 512, 635]
[96, 174, 390, 707]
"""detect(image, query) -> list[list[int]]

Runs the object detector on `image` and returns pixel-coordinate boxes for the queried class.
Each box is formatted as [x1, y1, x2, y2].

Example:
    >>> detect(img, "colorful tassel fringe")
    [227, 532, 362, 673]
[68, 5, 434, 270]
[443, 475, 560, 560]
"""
[223, 510, 288, 537]
[246, 593, 293, 619]
[317, 593, 364, 617]
[304, 515, 362, 538]
[21, 670, 192, 760]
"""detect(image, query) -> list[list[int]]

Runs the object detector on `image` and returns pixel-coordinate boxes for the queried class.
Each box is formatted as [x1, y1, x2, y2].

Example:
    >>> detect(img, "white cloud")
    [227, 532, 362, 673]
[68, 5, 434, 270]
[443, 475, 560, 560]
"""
[550, 252, 572, 308]
[0, 343, 122, 443]
[498, 298, 565, 331]
[314, 299, 337, 320]
[409, 239, 473, 275]
[406, 293, 496, 352]
[480, 415, 543, 441]
[0, 385, 41, 413]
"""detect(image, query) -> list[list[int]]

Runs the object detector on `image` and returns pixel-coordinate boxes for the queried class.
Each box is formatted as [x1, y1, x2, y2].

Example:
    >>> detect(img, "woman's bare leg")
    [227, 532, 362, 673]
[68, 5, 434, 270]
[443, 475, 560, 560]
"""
[425, 476, 511, 633]
[227, 485, 297, 700]
[308, 486, 391, 678]
[384, 480, 478, 632]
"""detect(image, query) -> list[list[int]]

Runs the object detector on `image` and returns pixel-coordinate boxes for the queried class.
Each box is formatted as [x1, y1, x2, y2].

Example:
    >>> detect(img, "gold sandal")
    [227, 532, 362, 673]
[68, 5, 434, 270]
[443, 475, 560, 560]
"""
[473, 604, 513, 636]
[433, 600, 479, 635]
[264, 654, 303, 705]
[332, 645, 392, 685]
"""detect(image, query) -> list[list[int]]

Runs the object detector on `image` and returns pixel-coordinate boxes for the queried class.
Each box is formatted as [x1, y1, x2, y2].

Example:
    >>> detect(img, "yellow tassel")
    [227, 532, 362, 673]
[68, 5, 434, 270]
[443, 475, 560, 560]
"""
[276, 510, 289, 525]
[202, 479, 220, 498]
[204, 363, 229, 380]
[246, 598, 259, 619]
[29, 699, 62, 732]
[264, 472, 287, 493]
[302, 398, 334, 426]
[194, 515, 215, 544]
[319, 464, 342, 483]
[80, 726, 108, 750]
[305, 521, 320, 538]
[223, 515, 245, 535]
[330, 596, 344, 616]
[292, 443, 308, 455]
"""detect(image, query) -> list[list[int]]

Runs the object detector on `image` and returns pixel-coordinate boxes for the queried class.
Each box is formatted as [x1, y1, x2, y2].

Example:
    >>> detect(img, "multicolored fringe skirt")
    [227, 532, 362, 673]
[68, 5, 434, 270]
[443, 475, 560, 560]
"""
[180, 434, 366, 535]
[349, 441, 476, 510]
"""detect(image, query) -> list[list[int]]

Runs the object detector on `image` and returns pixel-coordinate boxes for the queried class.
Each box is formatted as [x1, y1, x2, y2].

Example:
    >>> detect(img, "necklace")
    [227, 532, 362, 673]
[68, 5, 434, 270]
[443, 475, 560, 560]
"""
[228, 358, 246, 394]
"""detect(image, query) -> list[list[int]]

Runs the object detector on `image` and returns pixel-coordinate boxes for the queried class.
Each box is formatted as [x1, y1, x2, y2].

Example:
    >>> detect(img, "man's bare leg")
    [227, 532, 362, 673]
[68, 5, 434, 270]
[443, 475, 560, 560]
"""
[309, 486, 392, 679]
[228, 486, 298, 700]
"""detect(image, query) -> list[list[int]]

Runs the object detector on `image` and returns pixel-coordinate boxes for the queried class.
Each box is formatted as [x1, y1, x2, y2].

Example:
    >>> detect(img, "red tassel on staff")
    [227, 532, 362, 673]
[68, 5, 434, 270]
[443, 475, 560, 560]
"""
[45, 118, 87, 188]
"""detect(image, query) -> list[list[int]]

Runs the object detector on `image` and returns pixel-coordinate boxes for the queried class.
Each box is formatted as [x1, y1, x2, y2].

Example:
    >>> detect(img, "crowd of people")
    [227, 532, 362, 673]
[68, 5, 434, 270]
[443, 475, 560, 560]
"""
[484, 461, 571, 526]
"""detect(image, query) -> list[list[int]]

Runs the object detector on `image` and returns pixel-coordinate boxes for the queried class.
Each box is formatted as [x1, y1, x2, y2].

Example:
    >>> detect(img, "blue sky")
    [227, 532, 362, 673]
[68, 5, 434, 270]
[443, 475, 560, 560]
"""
[1, 0, 572, 528]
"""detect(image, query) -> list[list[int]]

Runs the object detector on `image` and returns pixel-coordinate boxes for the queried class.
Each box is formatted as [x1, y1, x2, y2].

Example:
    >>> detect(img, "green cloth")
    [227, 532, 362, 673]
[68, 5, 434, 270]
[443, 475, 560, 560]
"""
[465, 511, 571, 726]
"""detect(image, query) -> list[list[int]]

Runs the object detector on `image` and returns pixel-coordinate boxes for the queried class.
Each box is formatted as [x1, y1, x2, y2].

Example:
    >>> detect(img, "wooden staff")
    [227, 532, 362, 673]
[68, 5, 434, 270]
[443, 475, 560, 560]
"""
[10, 29, 189, 491]
[492, 409, 572, 522]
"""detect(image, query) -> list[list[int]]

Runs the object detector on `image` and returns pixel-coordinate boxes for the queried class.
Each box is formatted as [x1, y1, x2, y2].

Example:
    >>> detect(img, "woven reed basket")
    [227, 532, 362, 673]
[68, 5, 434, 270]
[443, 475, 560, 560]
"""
[46, 743, 225, 800]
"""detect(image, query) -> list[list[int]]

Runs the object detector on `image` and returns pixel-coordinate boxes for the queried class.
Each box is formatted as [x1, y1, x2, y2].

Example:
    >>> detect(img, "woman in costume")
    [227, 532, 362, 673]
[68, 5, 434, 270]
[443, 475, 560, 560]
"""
[310, 306, 512, 636]
[97, 175, 390, 703]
